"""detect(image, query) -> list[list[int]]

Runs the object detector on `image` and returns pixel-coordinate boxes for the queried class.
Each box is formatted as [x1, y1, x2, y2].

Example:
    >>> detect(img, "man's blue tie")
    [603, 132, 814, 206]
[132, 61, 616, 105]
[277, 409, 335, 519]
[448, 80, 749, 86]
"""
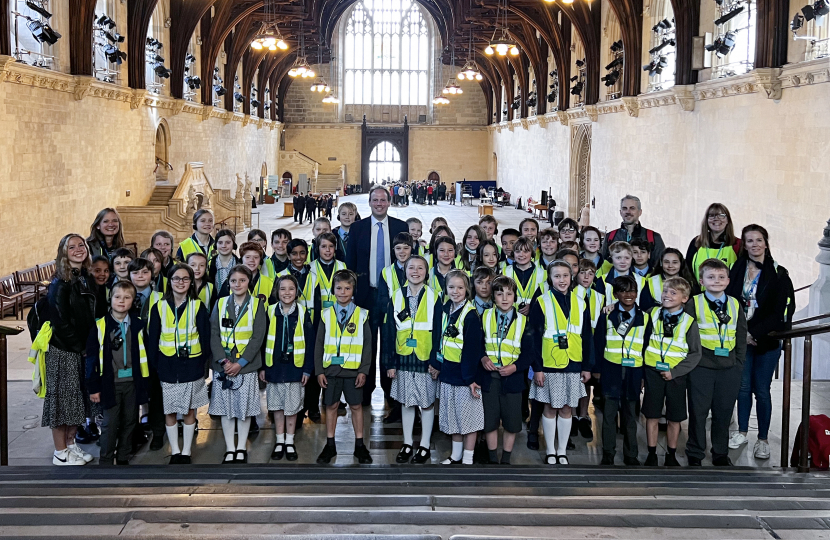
[376, 222, 385, 283]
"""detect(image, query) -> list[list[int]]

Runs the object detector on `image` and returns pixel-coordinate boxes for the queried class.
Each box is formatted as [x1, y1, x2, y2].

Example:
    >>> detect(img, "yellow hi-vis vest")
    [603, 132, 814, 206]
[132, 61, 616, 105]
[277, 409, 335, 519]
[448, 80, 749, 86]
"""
[157, 299, 203, 357]
[503, 264, 547, 306]
[602, 311, 646, 367]
[602, 273, 644, 307]
[382, 263, 407, 299]
[647, 275, 663, 305]
[251, 273, 275, 302]
[264, 304, 306, 368]
[96, 317, 149, 377]
[311, 259, 346, 308]
[392, 287, 437, 361]
[322, 305, 369, 369]
[694, 294, 740, 352]
[597, 259, 613, 279]
[538, 291, 585, 369]
[217, 295, 260, 356]
[644, 310, 694, 369]
[276, 268, 316, 312]
[692, 243, 739, 282]
[576, 284, 604, 330]
[179, 236, 215, 261]
[440, 301, 476, 363]
[197, 282, 214, 309]
[427, 267, 449, 298]
[482, 308, 526, 367]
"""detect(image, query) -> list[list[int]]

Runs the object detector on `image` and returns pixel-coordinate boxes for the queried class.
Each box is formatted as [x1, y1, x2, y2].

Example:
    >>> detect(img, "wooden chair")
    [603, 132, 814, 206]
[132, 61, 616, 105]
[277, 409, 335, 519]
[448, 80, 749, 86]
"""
[15, 266, 48, 304]
[0, 274, 25, 320]
[38, 261, 56, 282]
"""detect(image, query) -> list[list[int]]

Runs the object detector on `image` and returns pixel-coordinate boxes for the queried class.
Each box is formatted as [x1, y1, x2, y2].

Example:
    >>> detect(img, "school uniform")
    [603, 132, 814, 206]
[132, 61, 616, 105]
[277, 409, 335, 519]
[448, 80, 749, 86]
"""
[594, 269, 644, 307]
[642, 307, 702, 423]
[310, 259, 347, 313]
[594, 304, 648, 462]
[262, 254, 290, 279]
[478, 307, 532, 435]
[686, 236, 741, 283]
[279, 264, 319, 416]
[152, 274, 168, 294]
[196, 281, 215, 311]
[85, 313, 149, 463]
[130, 287, 165, 444]
[308, 238, 346, 264]
[378, 261, 408, 318]
[218, 270, 278, 305]
[209, 254, 241, 292]
[262, 303, 315, 416]
[177, 234, 215, 262]
[473, 296, 493, 316]
[685, 292, 747, 465]
[333, 226, 350, 260]
[437, 300, 485, 435]
[313, 302, 372, 406]
[427, 266, 451, 299]
[503, 263, 547, 309]
[208, 294, 266, 420]
[277, 265, 316, 318]
[638, 274, 665, 312]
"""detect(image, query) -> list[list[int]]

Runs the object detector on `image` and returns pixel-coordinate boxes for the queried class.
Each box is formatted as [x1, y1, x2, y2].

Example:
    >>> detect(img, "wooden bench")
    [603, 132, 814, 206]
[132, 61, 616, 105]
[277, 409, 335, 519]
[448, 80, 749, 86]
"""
[0, 274, 26, 320]
[14, 266, 49, 304]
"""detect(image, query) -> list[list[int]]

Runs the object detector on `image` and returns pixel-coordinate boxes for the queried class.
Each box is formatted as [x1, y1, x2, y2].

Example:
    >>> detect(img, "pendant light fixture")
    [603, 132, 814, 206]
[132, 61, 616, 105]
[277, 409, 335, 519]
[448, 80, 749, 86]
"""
[250, 0, 288, 51]
[310, 40, 330, 92]
[321, 52, 339, 103]
[288, 18, 315, 78]
[432, 48, 450, 105]
[457, 27, 483, 81]
[442, 42, 464, 95]
[485, 0, 520, 57]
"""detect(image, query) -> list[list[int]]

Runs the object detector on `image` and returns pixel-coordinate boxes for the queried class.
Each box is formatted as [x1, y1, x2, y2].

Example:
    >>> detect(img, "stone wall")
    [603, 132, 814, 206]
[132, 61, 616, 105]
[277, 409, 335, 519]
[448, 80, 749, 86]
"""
[489, 70, 830, 290]
[0, 60, 279, 276]
[433, 65, 489, 126]
[281, 65, 339, 123]
[283, 124, 362, 181]
[409, 126, 490, 182]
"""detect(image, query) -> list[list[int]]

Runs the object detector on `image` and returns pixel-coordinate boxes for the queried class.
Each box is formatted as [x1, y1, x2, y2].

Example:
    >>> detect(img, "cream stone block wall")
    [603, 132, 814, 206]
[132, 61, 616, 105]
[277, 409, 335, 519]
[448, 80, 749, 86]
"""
[0, 71, 279, 276]
[283, 124, 362, 180]
[433, 65, 489, 126]
[409, 127, 490, 182]
[282, 65, 339, 124]
[489, 83, 830, 290]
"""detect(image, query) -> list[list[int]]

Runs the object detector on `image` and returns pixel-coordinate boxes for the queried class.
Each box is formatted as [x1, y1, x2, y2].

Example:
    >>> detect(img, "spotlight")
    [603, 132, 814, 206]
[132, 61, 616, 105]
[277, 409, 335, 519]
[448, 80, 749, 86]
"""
[652, 18, 672, 32]
[26, 1, 51, 19]
[642, 57, 667, 76]
[185, 53, 195, 63]
[526, 93, 537, 108]
[103, 31, 124, 43]
[233, 92, 245, 103]
[27, 20, 61, 45]
[610, 40, 623, 52]
[792, 13, 805, 30]
[104, 44, 126, 65]
[154, 63, 172, 78]
[601, 70, 620, 87]
[547, 90, 557, 103]
[146, 37, 162, 49]
[605, 57, 623, 70]
[575, 59, 585, 68]
[185, 76, 201, 89]
[570, 81, 584, 96]
[213, 85, 227, 96]
[251, 98, 260, 108]
[649, 38, 675, 54]
[714, 6, 745, 26]
[803, 0, 830, 20]
[705, 31, 736, 58]
[96, 14, 116, 29]
[151, 54, 165, 64]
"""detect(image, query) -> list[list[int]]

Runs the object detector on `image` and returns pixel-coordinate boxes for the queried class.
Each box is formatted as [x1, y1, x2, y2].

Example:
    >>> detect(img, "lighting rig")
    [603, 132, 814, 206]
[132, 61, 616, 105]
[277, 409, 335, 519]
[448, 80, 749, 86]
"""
[643, 18, 675, 91]
[11, 0, 60, 68]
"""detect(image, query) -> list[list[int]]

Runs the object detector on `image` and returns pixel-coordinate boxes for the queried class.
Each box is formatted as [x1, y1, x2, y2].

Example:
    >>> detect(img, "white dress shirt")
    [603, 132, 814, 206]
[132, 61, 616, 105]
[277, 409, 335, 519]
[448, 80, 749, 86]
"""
[370, 215, 391, 288]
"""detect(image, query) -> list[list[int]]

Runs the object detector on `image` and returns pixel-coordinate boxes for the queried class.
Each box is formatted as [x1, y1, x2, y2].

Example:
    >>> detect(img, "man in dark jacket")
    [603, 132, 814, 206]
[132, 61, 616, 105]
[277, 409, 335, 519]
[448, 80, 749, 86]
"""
[293, 192, 305, 223]
[600, 195, 666, 268]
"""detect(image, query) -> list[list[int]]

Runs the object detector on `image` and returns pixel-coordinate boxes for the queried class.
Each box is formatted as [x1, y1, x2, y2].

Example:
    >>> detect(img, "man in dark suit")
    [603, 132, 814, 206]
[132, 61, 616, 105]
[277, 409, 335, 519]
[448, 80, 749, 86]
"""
[294, 192, 305, 222]
[346, 185, 408, 415]
[305, 194, 316, 223]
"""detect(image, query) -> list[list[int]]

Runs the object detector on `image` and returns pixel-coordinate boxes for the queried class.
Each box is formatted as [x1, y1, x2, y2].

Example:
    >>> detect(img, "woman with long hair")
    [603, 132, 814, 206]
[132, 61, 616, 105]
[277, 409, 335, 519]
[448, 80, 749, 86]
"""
[86, 208, 126, 261]
[686, 203, 741, 282]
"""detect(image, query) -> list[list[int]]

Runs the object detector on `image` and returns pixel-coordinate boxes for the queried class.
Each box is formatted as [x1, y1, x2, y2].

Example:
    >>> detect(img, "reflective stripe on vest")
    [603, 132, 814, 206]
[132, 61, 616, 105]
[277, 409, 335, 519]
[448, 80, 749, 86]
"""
[576, 284, 604, 329]
[252, 273, 275, 302]
[179, 236, 214, 261]
[198, 282, 214, 309]
[276, 269, 315, 311]
[218, 295, 259, 355]
[692, 244, 739, 282]
[96, 317, 149, 377]
[644, 310, 693, 369]
[694, 295, 739, 351]
[311, 260, 346, 305]
[440, 301, 476, 363]
[483, 308, 526, 366]
[503, 265, 545, 305]
[157, 299, 203, 357]
[539, 291, 585, 369]
[322, 306, 369, 369]
[603, 313, 646, 367]
[393, 287, 437, 361]
[647, 275, 663, 304]
[264, 304, 306, 368]
[603, 273, 644, 307]
[382, 264, 407, 299]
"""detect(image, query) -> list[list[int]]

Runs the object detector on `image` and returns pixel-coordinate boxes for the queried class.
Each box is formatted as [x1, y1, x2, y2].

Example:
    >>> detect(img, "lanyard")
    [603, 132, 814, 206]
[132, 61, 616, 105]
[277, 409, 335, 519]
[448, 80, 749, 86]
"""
[655, 316, 676, 363]
[618, 313, 636, 359]
[407, 289, 421, 338]
[118, 320, 128, 368]
[281, 312, 290, 352]
[173, 301, 190, 351]
[334, 308, 353, 355]
[707, 301, 729, 348]
[742, 270, 760, 307]
[514, 266, 536, 301]
[495, 312, 511, 362]
[316, 261, 335, 296]
[440, 303, 462, 354]
[223, 296, 250, 351]
[550, 292, 569, 336]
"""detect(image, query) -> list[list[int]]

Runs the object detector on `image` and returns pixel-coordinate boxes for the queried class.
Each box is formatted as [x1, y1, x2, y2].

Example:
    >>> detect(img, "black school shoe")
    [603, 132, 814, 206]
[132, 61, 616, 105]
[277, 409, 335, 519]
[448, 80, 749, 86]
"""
[578, 417, 593, 439]
[411, 446, 430, 464]
[115, 460, 129, 466]
[600, 453, 615, 465]
[687, 456, 703, 467]
[526, 432, 540, 450]
[664, 453, 681, 467]
[644, 453, 659, 467]
[473, 439, 489, 464]
[271, 444, 285, 461]
[354, 445, 373, 464]
[623, 456, 641, 466]
[396, 444, 414, 463]
[169, 453, 183, 465]
[317, 444, 337, 464]
[713, 455, 733, 467]
[285, 444, 298, 461]
[235, 450, 248, 464]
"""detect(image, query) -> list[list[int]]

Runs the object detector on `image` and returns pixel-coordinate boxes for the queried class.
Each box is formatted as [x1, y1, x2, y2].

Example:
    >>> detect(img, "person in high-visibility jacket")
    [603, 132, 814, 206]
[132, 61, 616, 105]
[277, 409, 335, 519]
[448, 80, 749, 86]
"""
[528, 260, 594, 466]
[208, 264, 266, 465]
[187, 252, 215, 311]
[427, 236, 457, 298]
[477, 276, 532, 465]
[475, 240, 502, 275]
[208, 229, 241, 293]
[685, 258, 747, 467]
[593, 241, 644, 307]
[382, 256, 443, 464]
[538, 228, 560, 270]
[407, 217, 427, 257]
[85, 281, 149, 465]
[593, 275, 648, 466]
[218, 242, 277, 306]
[260, 275, 314, 462]
[176, 209, 215, 262]
[639, 247, 696, 312]
[685, 202, 741, 284]
[435, 270, 485, 465]
[140, 247, 167, 294]
[146, 263, 211, 465]
[472, 266, 495, 315]
[642, 276, 702, 467]
[310, 232, 347, 312]
[313, 270, 373, 465]
[150, 230, 176, 279]
[580, 226, 604, 277]
[261, 229, 292, 279]
[502, 237, 547, 317]
[456, 225, 486, 273]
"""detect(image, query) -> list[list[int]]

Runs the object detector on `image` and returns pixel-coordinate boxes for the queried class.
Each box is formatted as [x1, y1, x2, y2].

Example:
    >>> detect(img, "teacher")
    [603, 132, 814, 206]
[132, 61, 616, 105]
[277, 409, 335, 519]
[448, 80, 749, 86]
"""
[346, 186, 409, 413]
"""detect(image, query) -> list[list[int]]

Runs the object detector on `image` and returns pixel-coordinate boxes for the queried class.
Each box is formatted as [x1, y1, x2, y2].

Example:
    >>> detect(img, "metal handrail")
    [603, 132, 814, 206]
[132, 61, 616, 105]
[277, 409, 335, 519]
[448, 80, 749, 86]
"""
[770, 312, 830, 472]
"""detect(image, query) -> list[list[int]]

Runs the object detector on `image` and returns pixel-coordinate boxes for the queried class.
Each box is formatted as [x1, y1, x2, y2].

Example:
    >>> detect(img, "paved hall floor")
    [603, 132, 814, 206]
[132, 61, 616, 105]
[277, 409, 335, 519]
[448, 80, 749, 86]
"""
[2, 193, 827, 468]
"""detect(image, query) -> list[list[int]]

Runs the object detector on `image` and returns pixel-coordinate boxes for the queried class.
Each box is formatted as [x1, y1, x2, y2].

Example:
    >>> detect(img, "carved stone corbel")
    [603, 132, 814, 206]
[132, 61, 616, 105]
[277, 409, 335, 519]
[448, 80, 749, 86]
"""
[753, 68, 783, 100]
[538, 115, 549, 127]
[0, 55, 15, 81]
[242, 115, 252, 127]
[520, 118, 529, 130]
[620, 96, 639, 118]
[130, 89, 146, 110]
[201, 105, 213, 122]
[73, 76, 94, 101]
[170, 99, 186, 116]
[672, 85, 695, 112]
[556, 110, 569, 126]
[584, 104, 598, 122]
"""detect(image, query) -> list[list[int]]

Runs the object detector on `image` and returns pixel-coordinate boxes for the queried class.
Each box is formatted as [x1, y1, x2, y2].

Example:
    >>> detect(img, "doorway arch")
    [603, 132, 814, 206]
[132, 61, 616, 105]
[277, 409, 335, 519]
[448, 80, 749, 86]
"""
[428, 171, 440, 182]
[568, 124, 591, 218]
[154, 120, 171, 182]
[368, 141, 402, 185]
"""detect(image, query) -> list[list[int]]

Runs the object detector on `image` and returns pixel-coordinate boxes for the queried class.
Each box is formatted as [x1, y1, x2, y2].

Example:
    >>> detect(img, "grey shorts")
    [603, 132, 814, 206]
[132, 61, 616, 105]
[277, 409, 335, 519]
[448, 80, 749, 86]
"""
[323, 376, 363, 407]
[482, 376, 523, 434]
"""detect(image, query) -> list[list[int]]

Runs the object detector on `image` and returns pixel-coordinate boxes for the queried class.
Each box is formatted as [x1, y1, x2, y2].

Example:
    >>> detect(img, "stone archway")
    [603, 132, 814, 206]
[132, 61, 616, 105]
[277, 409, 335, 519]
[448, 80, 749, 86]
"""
[428, 171, 440, 182]
[568, 123, 591, 219]
[154, 120, 171, 182]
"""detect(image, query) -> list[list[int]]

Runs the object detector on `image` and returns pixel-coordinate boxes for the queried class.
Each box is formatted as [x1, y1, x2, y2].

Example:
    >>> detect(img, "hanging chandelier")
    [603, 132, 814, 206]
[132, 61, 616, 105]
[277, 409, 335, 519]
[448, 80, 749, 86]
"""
[432, 95, 450, 104]
[322, 92, 339, 103]
[442, 77, 463, 94]
[321, 52, 339, 103]
[310, 41, 329, 90]
[458, 28, 483, 80]
[288, 18, 314, 77]
[250, 0, 288, 51]
[485, 0, 520, 56]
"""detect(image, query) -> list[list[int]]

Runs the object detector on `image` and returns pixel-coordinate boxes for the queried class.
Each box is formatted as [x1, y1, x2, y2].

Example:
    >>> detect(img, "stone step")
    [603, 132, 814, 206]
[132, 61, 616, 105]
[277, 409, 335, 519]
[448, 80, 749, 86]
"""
[147, 185, 177, 206]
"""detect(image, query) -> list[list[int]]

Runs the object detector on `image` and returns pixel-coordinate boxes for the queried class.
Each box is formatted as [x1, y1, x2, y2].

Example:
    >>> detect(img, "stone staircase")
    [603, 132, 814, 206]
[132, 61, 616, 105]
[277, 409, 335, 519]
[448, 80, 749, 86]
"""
[146, 184, 177, 207]
[0, 465, 827, 538]
[315, 173, 343, 195]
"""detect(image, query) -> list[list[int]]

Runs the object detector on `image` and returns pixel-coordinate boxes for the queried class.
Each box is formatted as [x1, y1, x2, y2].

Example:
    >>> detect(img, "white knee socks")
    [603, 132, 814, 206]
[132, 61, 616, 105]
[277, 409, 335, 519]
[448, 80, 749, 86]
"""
[181, 422, 196, 456]
[556, 416, 572, 456]
[166, 424, 180, 455]
[236, 417, 251, 450]
[401, 405, 416, 446]
[419, 407, 434, 449]
[451, 440, 463, 461]
[542, 415, 558, 457]
[220, 417, 235, 452]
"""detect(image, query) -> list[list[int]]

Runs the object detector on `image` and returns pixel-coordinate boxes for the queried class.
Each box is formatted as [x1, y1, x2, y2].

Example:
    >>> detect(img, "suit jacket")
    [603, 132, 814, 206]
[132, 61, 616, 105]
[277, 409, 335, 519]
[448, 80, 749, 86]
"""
[346, 214, 409, 309]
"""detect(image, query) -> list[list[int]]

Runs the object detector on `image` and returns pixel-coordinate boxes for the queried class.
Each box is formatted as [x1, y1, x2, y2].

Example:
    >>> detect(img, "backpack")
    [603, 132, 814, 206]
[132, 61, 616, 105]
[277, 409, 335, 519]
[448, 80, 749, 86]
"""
[606, 228, 654, 248]
[27, 296, 50, 342]
[791, 414, 830, 470]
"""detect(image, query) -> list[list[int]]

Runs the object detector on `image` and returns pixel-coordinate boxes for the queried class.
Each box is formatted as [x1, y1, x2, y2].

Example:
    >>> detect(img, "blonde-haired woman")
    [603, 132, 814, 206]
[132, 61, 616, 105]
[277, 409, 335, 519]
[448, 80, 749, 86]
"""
[44, 234, 97, 465]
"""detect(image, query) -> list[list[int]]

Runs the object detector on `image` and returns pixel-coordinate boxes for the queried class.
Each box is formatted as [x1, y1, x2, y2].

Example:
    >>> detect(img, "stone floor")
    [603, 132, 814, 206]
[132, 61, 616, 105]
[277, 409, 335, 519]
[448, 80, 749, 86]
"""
[1, 193, 826, 468]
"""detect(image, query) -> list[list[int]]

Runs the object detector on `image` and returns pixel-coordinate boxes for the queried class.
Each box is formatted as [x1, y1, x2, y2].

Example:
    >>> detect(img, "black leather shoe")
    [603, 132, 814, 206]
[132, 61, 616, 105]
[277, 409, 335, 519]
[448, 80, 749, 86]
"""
[644, 453, 658, 467]
[600, 453, 615, 465]
[169, 453, 182, 465]
[179, 454, 192, 464]
[354, 445, 373, 464]
[317, 444, 337, 464]
[285, 444, 298, 461]
[713, 455, 733, 467]
[248, 417, 260, 437]
[115, 460, 129, 466]
[307, 410, 322, 423]
[688, 456, 703, 467]
[396, 444, 414, 463]
[234, 450, 248, 464]
[87, 422, 101, 441]
[271, 444, 285, 461]
[150, 434, 165, 451]
[473, 439, 489, 464]
[411, 446, 431, 464]
[223, 451, 236, 464]
[623, 456, 641, 466]
[578, 417, 593, 439]
[570, 420, 579, 436]
[664, 453, 681, 467]
[526, 432, 539, 450]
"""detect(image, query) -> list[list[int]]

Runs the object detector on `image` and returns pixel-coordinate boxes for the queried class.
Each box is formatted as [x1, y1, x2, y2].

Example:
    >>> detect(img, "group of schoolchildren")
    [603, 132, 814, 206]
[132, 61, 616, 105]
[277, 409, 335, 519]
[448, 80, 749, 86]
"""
[64, 200, 754, 469]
